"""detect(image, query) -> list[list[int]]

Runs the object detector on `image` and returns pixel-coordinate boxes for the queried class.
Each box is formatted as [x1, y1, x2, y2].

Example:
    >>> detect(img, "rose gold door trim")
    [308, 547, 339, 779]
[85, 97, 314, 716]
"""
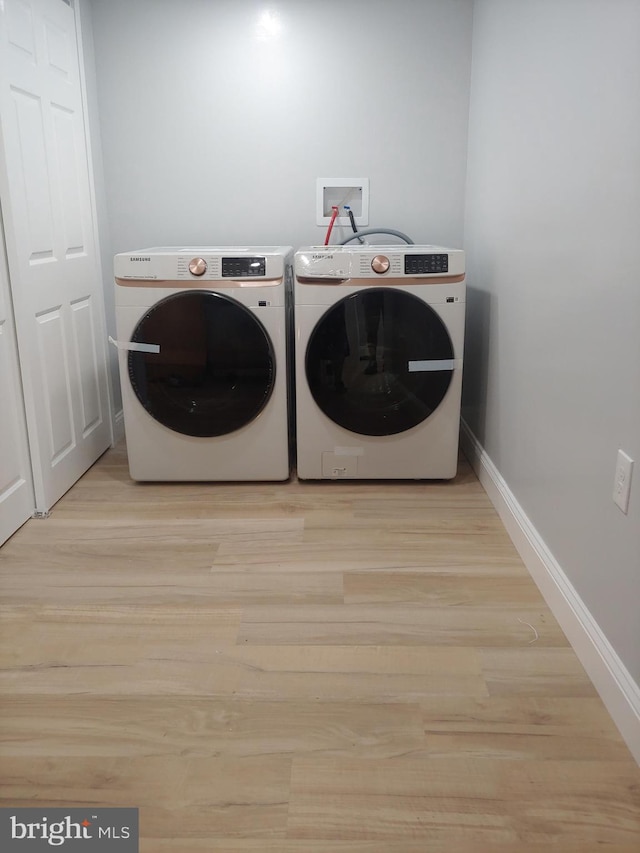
[295, 274, 465, 286]
[115, 277, 284, 288]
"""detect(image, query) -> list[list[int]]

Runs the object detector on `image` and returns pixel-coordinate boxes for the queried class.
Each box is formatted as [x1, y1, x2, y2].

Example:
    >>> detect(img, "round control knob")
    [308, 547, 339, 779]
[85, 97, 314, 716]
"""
[371, 255, 390, 274]
[188, 257, 207, 276]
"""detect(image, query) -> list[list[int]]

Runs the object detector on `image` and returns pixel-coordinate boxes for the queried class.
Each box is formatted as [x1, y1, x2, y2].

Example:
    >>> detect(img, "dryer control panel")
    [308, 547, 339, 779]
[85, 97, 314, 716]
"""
[222, 257, 266, 277]
[115, 247, 292, 282]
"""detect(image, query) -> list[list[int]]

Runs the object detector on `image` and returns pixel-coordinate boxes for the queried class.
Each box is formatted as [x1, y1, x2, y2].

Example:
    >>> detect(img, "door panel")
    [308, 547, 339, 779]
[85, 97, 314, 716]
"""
[0, 0, 111, 512]
[6, 2, 37, 65]
[71, 296, 102, 435]
[52, 103, 85, 256]
[35, 306, 75, 463]
[11, 86, 56, 259]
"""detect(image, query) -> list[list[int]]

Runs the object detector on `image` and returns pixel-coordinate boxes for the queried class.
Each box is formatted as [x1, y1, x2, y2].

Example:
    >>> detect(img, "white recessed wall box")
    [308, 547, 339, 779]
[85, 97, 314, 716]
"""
[316, 178, 369, 227]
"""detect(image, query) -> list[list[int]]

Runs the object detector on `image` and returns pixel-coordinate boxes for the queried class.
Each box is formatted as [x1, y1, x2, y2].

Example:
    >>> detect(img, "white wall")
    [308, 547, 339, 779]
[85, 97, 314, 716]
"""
[77, 0, 120, 411]
[464, 0, 640, 686]
[89, 0, 473, 254]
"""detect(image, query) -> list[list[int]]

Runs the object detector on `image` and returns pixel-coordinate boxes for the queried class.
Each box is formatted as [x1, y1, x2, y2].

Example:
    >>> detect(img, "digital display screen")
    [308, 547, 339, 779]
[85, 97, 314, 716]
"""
[222, 257, 266, 277]
[405, 254, 449, 275]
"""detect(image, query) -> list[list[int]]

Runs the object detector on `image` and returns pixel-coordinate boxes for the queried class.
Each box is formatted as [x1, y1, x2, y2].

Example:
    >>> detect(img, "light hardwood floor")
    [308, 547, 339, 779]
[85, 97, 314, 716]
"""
[1, 445, 639, 851]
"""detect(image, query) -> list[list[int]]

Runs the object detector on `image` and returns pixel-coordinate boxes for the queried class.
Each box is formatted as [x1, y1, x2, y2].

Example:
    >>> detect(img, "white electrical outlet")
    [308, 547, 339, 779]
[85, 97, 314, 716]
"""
[612, 449, 634, 514]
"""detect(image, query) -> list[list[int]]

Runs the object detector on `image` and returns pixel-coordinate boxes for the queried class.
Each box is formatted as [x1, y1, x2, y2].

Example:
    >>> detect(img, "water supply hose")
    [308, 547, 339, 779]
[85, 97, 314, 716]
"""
[339, 228, 414, 245]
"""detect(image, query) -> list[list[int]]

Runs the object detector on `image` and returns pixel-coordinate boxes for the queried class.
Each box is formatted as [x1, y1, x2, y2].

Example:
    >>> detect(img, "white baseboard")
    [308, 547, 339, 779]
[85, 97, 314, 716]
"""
[112, 409, 125, 446]
[460, 418, 640, 766]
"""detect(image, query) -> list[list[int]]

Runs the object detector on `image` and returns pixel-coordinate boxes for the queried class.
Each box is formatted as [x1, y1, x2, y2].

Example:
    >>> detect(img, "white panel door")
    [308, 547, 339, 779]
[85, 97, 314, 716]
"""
[0, 213, 35, 544]
[0, 0, 111, 512]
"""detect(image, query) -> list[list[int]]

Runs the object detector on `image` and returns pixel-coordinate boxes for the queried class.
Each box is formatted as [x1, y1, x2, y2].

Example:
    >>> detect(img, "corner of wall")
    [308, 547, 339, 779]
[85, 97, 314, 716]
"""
[460, 419, 640, 766]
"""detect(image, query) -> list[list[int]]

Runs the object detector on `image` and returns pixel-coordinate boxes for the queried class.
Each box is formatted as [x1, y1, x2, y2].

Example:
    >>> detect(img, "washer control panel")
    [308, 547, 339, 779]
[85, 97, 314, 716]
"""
[405, 253, 449, 275]
[294, 246, 464, 279]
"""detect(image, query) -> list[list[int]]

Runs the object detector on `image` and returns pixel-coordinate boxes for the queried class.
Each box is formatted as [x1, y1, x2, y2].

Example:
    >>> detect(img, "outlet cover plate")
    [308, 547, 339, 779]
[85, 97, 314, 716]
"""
[613, 449, 634, 514]
[316, 177, 369, 227]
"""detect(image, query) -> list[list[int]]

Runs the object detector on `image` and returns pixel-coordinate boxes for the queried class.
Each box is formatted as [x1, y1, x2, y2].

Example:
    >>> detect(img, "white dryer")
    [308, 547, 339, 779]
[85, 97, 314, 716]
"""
[294, 245, 465, 479]
[114, 246, 293, 481]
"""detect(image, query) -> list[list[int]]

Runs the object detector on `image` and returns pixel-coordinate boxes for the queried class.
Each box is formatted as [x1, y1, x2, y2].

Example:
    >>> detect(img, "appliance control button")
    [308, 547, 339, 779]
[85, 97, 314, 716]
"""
[371, 255, 390, 274]
[188, 257, 207, 276]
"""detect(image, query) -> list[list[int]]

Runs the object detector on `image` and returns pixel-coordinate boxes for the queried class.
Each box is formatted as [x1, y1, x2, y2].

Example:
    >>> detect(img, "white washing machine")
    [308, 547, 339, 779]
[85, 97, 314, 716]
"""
[114, 246, 293, 481]
[294, 244, 465, 479]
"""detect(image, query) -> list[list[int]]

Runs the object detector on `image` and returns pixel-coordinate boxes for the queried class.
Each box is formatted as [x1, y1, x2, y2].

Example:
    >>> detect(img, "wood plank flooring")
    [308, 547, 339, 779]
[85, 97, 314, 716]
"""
[1, 444, 639, 851]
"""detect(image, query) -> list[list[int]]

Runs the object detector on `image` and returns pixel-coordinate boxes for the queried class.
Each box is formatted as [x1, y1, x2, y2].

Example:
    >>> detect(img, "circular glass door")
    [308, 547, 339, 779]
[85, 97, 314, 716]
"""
[128, 291, 275, 437]
[305, 288, 454, 436]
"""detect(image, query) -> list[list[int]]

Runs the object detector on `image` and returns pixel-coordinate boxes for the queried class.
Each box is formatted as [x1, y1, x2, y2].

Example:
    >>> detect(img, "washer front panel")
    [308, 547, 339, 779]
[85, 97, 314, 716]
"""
[128, 291, 275, 437]
[305, 288, 454, 437]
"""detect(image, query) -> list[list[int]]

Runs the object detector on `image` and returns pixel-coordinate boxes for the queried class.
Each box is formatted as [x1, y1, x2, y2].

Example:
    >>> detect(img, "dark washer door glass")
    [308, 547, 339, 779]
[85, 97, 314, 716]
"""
[128, 291, 275, 437]
[306, 288, 454, 437]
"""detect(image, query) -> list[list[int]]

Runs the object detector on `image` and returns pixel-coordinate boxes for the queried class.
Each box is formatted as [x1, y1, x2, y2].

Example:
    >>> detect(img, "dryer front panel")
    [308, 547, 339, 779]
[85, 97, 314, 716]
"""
[305, 288, 455, 437]
[127, 291, 275, 437]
